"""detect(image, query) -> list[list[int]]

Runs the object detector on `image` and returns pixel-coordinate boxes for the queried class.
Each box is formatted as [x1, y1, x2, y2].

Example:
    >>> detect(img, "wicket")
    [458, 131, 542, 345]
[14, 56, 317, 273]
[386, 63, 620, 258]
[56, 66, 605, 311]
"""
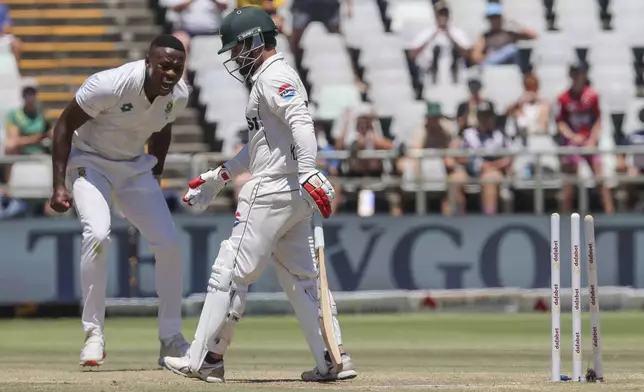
[550, 213, 604, 383]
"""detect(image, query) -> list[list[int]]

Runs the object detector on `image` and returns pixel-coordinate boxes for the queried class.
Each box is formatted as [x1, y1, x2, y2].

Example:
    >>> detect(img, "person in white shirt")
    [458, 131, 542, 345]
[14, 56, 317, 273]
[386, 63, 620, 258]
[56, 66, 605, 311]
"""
[162, 7, 357, 383]
[409, 1, 471, 82]
[49, 35, 191, 368]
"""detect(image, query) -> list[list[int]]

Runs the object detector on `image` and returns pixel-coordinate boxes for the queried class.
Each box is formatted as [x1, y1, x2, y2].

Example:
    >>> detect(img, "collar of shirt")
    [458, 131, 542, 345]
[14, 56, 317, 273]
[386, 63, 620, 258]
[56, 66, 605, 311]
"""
[250, 53, 284, 83]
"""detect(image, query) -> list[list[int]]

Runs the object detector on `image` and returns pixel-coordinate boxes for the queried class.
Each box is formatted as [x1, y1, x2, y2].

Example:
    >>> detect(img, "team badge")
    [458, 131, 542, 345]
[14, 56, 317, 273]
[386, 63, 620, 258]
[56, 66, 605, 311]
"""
[165, 101, 174, 115]
[78, 167, 86, 177]
[233, 211, 241, 227]
[278, 84, 296, 101]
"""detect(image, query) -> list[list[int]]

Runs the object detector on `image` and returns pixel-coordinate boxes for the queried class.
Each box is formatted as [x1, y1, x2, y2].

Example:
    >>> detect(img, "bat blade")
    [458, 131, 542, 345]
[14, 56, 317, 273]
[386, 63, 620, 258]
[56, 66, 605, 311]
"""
[313, 214, 342, 371]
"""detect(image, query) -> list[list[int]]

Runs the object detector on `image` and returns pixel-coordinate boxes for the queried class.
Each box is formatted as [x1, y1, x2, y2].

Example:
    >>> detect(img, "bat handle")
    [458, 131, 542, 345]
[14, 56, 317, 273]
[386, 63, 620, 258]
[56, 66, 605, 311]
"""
[313, 212, 325, 249]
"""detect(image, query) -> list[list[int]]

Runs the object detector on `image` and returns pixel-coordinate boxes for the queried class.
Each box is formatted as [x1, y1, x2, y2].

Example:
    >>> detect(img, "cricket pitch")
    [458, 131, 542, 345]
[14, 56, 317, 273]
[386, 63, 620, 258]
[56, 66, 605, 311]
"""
[1, 313, 643, 392]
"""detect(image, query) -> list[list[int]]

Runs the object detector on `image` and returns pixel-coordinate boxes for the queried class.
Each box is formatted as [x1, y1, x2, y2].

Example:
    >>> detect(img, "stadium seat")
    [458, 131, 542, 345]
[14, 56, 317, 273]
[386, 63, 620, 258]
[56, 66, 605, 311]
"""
[448, 0, 487, 40]
[502, 0, 547, 32]
[9, 160, 52, 198]
[314, 84, 362, 121]
[532, 33, 576, 66]
[389, 100, 426, 144]
[535, 65, 569, 102]
[481, 66, 524, 113]
[589, 65, 636, 101]
[623, 99, 644, 135]
[588, 32, 632, 66]
[423, 83, 469, 118]
[386, 0, 434, 34]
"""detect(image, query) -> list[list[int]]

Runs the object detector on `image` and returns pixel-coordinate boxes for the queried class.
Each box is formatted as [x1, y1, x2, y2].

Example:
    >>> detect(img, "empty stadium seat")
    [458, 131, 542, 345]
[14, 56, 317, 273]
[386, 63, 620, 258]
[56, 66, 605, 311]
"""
[535, 65, 568, 102]
[9, 160, 52, 198]
[532, 33, 576, 66]
[423, 83, 469, 118]
[481, 66, 524, 112]
[314, 84, 361, 121]
[389, 100, 427, 144]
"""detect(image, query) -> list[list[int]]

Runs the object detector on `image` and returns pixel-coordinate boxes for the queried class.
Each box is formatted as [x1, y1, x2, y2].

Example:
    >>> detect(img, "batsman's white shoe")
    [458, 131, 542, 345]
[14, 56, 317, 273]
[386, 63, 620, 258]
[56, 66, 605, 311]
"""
[158, 334, 190, 367]
[163, 355, 225, 383]
[79, 329, 106, 368]
[301, 353, 358, 382]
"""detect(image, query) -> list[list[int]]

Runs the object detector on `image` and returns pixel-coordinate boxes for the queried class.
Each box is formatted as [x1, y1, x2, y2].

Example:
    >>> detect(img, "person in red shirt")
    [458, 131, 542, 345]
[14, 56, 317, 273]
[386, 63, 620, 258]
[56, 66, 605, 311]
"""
[556, 61, 614, 214]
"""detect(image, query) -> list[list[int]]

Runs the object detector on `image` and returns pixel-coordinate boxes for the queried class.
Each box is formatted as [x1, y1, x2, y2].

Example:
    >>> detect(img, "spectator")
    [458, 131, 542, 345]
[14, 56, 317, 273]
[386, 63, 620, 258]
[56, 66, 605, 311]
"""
[163, 0, 228, 78]
[471, 2, 537, 66]
[450, 102, 512, 215]
[506, 73, 550, 142]
[0, 3, 21, 65]
[409, 1, 470, 84]
[335, 104, 397, 215]
[4, 87, 50, 158]
[556, 62, 614, 214]
[238, 0, 286, 33]
[456, 73, 493, 133]
[335, 103, 394, 176]
[289, 0, 353, 55]
[397, 102, 460, 215]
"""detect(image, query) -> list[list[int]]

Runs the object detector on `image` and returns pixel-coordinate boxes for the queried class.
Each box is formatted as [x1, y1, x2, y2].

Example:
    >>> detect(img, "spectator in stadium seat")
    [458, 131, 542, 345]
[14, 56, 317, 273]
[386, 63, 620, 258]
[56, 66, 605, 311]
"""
[336, 103, 393, 176]
[238, 0, 286, 33]
[450, 102, 512, 215]
[409, 1, 470, 83]
[0, 3, 22, 65]
[163, 0, 227, 78]
[506, 73, 550, 142]
[397, 102, 461, 215]
[456, 74, 493, 133]
[4, 87, 50, 158]
[556, 62, 614, 214]
[289, 0, 353, 54]
[471, 2, 537, 66]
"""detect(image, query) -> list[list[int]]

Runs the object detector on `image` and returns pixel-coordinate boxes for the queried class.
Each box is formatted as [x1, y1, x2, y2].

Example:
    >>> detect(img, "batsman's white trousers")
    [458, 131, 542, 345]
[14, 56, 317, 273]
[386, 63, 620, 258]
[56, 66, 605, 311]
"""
[67, 149, 183, 340]
[230, 177, 317, 288]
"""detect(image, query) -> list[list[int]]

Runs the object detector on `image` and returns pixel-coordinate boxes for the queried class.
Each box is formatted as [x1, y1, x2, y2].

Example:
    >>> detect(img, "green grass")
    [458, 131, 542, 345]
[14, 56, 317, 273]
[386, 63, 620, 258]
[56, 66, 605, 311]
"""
[0, 313, 643, 391]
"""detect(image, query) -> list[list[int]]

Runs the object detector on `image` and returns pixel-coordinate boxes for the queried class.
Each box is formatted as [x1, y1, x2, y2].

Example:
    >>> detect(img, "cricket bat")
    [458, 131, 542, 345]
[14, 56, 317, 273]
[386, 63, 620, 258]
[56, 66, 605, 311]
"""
[313, 212, 342, 371]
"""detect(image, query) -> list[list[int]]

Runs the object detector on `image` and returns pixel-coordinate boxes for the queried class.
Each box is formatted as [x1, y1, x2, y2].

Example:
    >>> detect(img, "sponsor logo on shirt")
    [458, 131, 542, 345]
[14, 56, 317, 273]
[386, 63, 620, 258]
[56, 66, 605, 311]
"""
[278, 84, 296, 101]
[77, 167, 86, 177]
[233, 211, 241, 227]
[120, 103, 133, 112]
[165, 101, 173, 115]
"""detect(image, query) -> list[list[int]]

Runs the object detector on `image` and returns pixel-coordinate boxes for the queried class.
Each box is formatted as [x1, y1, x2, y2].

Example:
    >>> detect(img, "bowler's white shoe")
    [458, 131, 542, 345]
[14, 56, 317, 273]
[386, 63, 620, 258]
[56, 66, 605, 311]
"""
[79, 329, 105, 368]
[301, 353, 358, 382]
[158, 334, 190, 367]
[163, 355, 225, 383]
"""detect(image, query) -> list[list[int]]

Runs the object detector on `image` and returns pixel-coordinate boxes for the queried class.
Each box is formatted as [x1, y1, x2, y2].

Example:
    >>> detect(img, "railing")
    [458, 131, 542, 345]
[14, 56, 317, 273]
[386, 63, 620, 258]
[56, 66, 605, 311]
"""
[4, 146, 644, 215]
[191, 146, 644, 215]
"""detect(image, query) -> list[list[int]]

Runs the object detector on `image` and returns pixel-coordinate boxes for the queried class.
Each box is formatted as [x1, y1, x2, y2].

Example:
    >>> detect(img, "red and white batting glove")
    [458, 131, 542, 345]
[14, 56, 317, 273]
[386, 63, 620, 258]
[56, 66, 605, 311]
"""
[300, 170, 335, 218]
[183, 166, 232, 212]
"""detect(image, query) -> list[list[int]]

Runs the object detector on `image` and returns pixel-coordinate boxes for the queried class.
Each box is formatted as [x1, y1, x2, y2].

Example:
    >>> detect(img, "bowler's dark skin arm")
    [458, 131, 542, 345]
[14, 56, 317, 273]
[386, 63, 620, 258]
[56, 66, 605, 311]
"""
[52, 99, 92, 189]
[148, 123, 172, 177]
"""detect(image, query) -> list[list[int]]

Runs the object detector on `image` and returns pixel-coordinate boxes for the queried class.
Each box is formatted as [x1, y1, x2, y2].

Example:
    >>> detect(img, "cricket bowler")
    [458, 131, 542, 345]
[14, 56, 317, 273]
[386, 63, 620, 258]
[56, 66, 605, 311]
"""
[49, 35, 191, 368]
[162, 7, 357, 383]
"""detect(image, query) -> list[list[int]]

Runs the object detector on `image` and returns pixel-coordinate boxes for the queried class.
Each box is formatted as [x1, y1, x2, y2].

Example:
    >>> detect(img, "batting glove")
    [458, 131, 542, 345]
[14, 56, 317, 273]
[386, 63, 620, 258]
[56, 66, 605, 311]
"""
[300, 170, 335, 218]
[183, 166, 232, 212]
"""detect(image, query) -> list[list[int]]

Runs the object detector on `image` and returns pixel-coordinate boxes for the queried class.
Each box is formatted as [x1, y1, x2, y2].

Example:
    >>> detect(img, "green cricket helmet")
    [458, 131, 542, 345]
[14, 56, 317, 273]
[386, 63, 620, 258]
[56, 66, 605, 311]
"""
[218, 7, 278, 82]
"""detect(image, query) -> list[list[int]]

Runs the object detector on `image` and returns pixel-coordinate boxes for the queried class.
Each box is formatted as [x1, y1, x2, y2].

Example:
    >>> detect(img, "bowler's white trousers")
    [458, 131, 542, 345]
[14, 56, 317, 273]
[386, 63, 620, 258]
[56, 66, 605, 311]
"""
[67, 148, 183, 340]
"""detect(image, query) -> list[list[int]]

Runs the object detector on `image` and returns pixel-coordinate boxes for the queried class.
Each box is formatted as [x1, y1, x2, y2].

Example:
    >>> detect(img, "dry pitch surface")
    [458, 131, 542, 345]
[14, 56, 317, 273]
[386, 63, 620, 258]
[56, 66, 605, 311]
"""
[1, 313, 643, 392]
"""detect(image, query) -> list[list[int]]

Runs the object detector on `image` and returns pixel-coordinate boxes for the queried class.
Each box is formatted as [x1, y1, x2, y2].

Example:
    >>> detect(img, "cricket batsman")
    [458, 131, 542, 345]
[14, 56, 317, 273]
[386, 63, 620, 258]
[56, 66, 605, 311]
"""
[162, 7, 357, 383]
[49, 35, 191, 367]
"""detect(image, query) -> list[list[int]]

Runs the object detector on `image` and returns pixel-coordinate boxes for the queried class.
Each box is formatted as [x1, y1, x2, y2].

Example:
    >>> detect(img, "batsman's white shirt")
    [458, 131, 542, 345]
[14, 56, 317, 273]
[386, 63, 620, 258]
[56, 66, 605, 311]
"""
[221, 53, 320, 285]
[225, 53, 317, 196]
[69, 60, 189, 340]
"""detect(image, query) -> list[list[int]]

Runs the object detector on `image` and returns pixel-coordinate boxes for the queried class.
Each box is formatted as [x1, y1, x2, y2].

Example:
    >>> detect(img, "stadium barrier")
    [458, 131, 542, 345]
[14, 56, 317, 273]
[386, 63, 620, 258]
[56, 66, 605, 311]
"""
[4, 146, 644, 214]
[98, 287, 644, 318]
